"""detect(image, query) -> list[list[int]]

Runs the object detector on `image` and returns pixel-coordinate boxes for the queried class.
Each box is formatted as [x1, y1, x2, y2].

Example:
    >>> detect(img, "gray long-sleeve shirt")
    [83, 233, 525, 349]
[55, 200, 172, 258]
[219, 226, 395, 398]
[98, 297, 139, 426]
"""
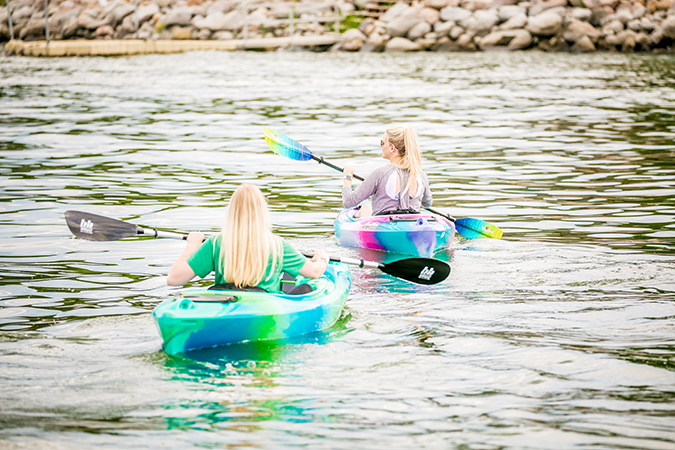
[342, 165, 433, 215]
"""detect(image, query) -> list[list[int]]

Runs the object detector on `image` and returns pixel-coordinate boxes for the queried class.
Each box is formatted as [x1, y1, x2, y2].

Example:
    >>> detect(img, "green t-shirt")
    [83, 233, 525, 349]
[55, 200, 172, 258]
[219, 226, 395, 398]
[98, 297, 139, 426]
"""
[186, 235, 307, 293]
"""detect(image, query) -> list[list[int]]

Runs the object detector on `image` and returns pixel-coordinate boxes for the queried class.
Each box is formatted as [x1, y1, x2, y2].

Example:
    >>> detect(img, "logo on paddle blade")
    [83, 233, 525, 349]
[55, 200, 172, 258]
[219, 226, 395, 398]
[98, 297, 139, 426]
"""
[80, 219, 94, 234]
[418, 266, 435, 281]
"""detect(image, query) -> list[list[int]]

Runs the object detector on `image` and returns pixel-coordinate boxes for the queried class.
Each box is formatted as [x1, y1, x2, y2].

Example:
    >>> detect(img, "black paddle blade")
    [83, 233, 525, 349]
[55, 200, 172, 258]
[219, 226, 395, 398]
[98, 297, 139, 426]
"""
[380, 258, 450, 285]
[65, 210, 139, 241]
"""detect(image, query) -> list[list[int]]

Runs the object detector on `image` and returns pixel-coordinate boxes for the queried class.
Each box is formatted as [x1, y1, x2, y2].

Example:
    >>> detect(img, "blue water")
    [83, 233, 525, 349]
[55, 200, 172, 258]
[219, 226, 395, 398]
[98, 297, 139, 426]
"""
[1, 50, 674, 449]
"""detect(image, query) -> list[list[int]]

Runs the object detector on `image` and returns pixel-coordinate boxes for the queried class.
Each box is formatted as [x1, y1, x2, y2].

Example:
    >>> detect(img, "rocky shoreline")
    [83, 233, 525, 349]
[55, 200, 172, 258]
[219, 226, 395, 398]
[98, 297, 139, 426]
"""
[1, 0, 674, 53]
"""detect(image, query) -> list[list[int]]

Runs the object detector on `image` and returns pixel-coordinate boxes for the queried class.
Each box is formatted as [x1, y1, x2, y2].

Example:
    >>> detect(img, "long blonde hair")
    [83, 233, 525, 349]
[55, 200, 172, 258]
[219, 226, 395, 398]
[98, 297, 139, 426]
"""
[219, 184, 281, 288]
[386, 125, 422, 196]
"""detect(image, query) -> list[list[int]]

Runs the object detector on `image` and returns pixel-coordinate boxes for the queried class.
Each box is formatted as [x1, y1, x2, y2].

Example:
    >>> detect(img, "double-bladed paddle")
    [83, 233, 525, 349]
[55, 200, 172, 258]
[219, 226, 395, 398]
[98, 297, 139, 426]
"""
[263, 127, 503, 240]
[65, 210, 450, 285]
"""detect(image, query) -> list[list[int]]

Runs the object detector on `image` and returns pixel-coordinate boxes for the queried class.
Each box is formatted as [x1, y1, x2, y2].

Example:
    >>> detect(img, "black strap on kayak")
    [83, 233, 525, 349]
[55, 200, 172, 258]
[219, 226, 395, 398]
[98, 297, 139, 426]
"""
[208, 284, 268, 292]
[376, 208, 420, 216]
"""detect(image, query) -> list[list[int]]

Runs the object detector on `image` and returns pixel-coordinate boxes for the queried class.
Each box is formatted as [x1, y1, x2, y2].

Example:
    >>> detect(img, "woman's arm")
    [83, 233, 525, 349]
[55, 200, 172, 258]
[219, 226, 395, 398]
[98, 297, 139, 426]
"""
[298, 249, 330, 279]
[422, 173, 433, 208]
[342, 166, 381, 208]
[167, 231, 205, 286]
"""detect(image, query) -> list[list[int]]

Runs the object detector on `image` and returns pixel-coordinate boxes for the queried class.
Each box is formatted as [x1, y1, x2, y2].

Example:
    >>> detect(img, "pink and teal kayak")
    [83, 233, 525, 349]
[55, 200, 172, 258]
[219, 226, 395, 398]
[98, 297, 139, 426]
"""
[334, 208, 455, 257]
[153, 263, 351, 355]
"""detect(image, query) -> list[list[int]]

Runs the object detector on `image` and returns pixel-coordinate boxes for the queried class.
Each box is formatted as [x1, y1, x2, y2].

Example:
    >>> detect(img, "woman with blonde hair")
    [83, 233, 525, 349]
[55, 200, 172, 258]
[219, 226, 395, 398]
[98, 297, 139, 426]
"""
[342, 125, 432, 218]
[167, 184, 330, 293]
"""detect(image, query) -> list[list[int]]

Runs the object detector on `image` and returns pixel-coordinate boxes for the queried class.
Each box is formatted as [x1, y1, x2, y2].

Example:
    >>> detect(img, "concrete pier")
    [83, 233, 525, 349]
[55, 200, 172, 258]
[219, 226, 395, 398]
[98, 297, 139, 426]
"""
[5, 35, 339, 57]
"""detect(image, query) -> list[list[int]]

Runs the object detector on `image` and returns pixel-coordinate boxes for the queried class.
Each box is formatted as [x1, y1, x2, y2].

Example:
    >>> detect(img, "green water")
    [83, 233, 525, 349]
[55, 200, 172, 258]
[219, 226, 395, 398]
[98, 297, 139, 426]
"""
[0, 50, 674, 449]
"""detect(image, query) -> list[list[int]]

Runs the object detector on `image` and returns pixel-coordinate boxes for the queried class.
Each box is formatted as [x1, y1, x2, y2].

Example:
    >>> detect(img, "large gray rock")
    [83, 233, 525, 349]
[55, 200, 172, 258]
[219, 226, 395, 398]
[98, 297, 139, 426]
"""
[19, 18, 45, 39]
[571, 35, 596, 52]
[569, 7, 592, 22]
[48, 6, 81, 31]
[424, 0, 452, 9]
[407, 21, 431, 39]
[163, 6, 194, 27]
[460, 9, 499, 36]
[498, 5, 525, 21]
[108, 2, 134, 26]
[434, 20, 454, 36]
[193, 11, 231, 30]
[440, 6, 471, 22]
[497, 12, 527, 30]
[341, 27, 367, 50]
[386, 14, 423, 37]
[418, 7, 440, 24]
[208, 0, 236, 15]
[563, 19, 601, 43]
[77, 8, 110, 30]
[385, 36, 422, 51]
[137, 4, 160, 24]
[381, 2, 411, 22]
[528, 0, 567, 17]
[602, 19, 624, 34]
[662, 15, 675, 39]
[526, 11, 563, 36]
[478, 28, 532, 49]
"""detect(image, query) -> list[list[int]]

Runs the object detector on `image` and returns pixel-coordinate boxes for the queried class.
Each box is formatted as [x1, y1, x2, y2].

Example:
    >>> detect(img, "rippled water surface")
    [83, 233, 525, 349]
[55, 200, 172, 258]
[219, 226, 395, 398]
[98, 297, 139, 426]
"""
[1, 50, 674, 449]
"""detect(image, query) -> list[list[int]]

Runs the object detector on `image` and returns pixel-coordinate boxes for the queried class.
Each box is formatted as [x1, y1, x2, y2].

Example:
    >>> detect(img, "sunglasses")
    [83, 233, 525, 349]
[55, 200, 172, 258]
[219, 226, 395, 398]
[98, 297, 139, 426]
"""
[380, 140, 386, 146]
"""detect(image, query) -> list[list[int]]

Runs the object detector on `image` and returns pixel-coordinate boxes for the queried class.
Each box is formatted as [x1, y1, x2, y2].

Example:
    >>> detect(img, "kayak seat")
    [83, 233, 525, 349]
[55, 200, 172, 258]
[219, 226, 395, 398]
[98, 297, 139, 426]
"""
[280, 272, 314, 295]
[208, 284, 267, 292]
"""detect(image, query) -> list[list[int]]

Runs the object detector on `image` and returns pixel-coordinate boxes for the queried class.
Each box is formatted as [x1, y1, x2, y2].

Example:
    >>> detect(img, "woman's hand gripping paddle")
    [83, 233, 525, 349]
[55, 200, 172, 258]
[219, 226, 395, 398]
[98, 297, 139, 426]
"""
[65, 211, 450, 285]
[263, 127, 503, 240]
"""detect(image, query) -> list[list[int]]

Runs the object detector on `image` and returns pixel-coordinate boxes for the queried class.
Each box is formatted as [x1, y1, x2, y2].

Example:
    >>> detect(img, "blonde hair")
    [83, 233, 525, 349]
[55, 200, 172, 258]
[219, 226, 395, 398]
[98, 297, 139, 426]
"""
[218, 184, 281, 288]
[386, 125, 422, 196]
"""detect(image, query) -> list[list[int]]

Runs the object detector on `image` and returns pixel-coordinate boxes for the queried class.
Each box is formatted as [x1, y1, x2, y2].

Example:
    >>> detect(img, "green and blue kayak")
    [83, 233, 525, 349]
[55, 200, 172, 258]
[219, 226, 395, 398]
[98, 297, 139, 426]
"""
[153, 263, 351, 355]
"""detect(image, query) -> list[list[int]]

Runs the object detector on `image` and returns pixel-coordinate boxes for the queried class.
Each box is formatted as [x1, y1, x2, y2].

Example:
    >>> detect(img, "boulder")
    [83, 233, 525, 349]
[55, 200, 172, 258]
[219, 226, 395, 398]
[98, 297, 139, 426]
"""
[163, 6, 193, 26]
[137, 4, 160, 24]
[193, 11, 230, 30]
[563, 19, 601, 43]
[465, 9, 499, 35]
[497, 12, 527, 30]
[440, 6, 472, 22]
[449, 24, 464, 39]
[207, 0, 235, 15]
[614, 6, 633, 24]
[460, 0, 492, 11]
[528, 0, 567, 17]
[640, 16, 655, 31]
[571, 34, 596, 51]
[626, 19, 641, 31]
[434, 20, 454, 36]
[77, 8, 110, 30]
[498, 5, 526, 21]
[386, 14, 423, 37]
[662, 15, 675, 38]
[569, 7, 592, 22]
[602, 19, 624, 34]
[526, 11, 563, 36]
[109, 2, 134, 26]
[478, 28, 532, 49]
[172, 26, 192, 39]
[19, 18, 44, 39]
[424, 0, 452, 9]
[457, 32, 477, 50]
[434, 36, 461, 50]
[418, 7, 441, 24]
[341, 27, 366, 51]
[385, 36, 422, 51]
[94, 24, 114, 37]
[407, 21, 431, 39]
[381, 2, 411, 22]
[212, 30, 234, 39]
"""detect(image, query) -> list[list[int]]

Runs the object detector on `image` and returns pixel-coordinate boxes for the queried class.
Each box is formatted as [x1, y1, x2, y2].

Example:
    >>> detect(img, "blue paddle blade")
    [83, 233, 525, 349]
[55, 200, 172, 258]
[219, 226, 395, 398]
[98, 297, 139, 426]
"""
[263, 127, 313, 161]
[455, 218, 503, 239]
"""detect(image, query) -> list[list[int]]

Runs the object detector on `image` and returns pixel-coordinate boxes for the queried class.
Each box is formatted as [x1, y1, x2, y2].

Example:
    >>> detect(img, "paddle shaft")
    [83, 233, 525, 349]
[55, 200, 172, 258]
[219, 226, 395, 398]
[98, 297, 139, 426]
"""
[312, 155, 458, 223]
[67, 211, 448, 284]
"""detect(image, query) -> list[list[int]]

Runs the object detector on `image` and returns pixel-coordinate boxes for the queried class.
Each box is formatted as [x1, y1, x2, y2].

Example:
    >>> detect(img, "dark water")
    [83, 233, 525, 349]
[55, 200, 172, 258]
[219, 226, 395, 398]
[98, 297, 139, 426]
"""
[1, 50, 674, 449]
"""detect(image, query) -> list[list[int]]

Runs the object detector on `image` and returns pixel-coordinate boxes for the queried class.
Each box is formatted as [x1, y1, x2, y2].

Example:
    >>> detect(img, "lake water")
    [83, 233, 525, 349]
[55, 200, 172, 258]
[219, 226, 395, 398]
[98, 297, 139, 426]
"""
[1, 50, 674, 449]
